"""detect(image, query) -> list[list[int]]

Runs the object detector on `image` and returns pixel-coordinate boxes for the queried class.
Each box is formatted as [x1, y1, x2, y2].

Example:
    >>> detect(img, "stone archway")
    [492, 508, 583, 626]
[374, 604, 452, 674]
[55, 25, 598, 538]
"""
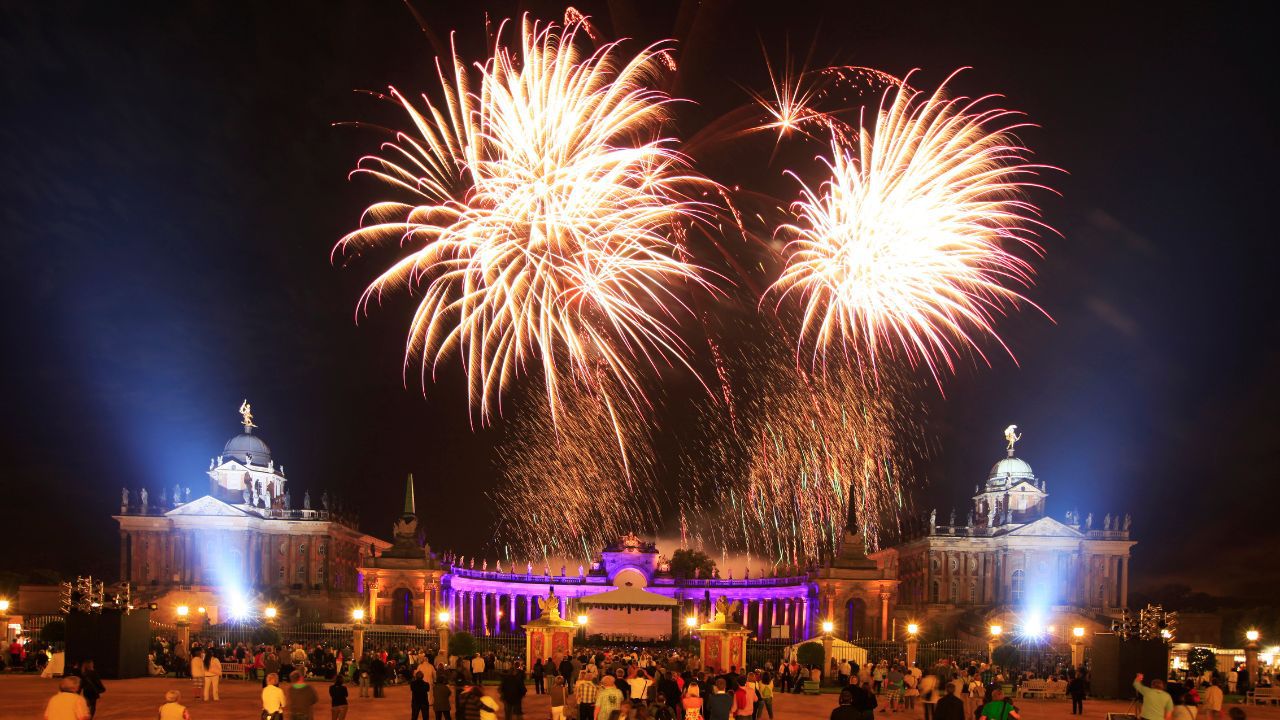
[391, 587, 414, 626]
[845, 597, 868, 640]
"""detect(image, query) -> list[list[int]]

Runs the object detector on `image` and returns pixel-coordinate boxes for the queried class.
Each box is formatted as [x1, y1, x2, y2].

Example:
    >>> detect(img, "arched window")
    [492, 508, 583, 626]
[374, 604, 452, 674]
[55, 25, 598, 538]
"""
[1011, 570, 1025, 603]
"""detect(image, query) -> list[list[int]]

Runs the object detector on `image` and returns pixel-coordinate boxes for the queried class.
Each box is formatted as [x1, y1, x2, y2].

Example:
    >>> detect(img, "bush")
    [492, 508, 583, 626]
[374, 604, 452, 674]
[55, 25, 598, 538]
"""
[40, 620, 65, 643]
[797, 641, 825, 668]
[449, 631, 478, 658]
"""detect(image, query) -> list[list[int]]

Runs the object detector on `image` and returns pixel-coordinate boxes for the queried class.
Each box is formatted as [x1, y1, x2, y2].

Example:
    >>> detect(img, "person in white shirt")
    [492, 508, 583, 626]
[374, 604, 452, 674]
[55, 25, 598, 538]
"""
[190, 651, 205, 697]
[203, 652, 222, 701]
[261, 673, 286, 719]
[471, 654, 487, 680]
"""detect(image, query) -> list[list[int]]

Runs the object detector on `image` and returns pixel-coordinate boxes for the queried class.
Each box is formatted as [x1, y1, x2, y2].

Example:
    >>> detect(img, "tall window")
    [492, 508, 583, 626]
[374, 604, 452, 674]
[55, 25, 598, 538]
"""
[949, 581, 959, 604]
[930, 581, 940, 604]
[1011, 570, 1025, 603]
[969, 581, 978, 604]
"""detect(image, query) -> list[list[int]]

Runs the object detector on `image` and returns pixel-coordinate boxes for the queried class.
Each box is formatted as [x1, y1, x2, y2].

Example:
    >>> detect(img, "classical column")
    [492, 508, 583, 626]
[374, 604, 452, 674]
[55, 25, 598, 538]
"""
[481, 593, 490, 635]
[367, 579, 379, 624]
[1120, 557, 1130, 609]
[880, 592, 890, 640]
[119, 530, 129, 582]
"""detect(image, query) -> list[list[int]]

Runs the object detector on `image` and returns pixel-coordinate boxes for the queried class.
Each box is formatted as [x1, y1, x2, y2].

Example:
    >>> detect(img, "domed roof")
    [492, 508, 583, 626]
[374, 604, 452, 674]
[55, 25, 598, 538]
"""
[224, 431, 272, 467]
[989, 456, 1034, 480]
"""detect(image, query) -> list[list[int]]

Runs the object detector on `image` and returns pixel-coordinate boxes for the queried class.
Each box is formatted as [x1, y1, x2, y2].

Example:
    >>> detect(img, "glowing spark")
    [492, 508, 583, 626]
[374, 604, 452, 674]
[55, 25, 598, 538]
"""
[768, 71, 1055, 382]
[337, 15, 712, 426]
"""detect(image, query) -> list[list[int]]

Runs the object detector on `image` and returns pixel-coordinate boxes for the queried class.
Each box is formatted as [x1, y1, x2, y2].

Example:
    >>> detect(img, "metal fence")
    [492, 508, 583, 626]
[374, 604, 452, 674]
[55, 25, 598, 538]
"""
[150, 621, 442, 655]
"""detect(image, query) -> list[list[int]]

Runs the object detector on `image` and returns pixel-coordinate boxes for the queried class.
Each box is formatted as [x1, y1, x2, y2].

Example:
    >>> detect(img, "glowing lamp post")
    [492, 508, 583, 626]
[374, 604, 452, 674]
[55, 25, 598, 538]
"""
[174, 605, 192, 659]
[1245, 630, 1261, 690]
[0, 599, 11, 644]
[988, 624, 1003, 663]
[822, 620, 835, 683]
[906, 623, 920, 669]
[351, 608, 366, 661]
[264, 606, 278, 623]
[437, 610, 452, 652]
[1071, 626, 1086, 670]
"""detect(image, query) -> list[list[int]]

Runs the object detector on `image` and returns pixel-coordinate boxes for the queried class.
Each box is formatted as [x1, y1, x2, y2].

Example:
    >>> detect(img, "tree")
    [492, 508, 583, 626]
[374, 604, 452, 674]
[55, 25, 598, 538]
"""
[40, 620, 65, 643]
[991, 643, 1019, 670]
[1187, 647, 1216, 677]
[669, 549, 717, 579]
[251, 624, 283, 648]
[449, 631, 478, 658]
[796, 641, 825, 668]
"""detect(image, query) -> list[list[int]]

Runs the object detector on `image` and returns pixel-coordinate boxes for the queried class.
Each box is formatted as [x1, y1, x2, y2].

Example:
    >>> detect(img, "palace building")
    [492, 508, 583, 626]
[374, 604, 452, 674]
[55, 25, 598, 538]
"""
[108, 404, 1136, 643]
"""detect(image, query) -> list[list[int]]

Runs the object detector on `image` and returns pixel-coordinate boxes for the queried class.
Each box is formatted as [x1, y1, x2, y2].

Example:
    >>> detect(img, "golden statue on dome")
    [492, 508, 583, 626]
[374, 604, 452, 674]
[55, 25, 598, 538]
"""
[239, 399, 257, 430]
[1003, 424, 1021, 454]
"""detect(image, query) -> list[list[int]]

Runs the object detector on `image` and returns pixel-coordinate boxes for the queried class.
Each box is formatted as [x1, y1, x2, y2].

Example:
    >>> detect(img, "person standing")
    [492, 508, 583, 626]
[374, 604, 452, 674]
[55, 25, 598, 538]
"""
[754, 673, 774, 720]
[1202, 682, 1224, 720]
[44, 675, 91, 720]
[1133, 674, 1174, 720]
[501, 668, 528, 719]
[371, 654, 388, 698]
[934, 683, 966, 720]
[287, 670, 319, 720]
[262, 672, 287, 720]
[595, 676, 625, 720]
[705, 679, 734, 720]
[1067, 672, 1087, 715]
[190, 649, 205, 698]
[978, 688, 1020, 720]
[576, 670, 599, 720]
[79, 659, 106, 718]
[533, 659, 546, 695]
[831, 689, 862, 720]
[432, 673, 453, 720]
[682, 684, 704, 720]
[204, 649, 222, 701]
[411, 671, 432, 720]
[265, 649, 282, 688]
[549, 676, 568, 720]
[329, 673, 349, 720]
[734, 674, 757, 720]
[158, 690, 190, 720]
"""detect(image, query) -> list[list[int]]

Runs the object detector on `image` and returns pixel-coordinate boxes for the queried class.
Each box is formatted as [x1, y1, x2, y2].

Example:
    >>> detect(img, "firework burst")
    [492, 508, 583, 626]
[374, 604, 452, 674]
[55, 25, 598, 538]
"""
[490, 381, 659, 562]
[768, 72, 1054, 382]
[681, 341, 926, 563]
[336, 14, 712, 426]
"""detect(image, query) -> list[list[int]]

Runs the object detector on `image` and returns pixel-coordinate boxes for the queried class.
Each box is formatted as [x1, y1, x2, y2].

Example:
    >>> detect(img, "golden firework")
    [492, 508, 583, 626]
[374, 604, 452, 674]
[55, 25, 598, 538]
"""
[336, 15, 712, 426]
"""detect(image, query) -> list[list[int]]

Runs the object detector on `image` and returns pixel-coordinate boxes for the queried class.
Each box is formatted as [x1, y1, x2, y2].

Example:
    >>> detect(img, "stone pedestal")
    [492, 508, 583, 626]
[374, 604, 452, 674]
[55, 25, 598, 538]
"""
[823, 635, 834, 681]
[176, 621, 191, 660]
[353, 624, 365, 661]
[698, 602, 751, 674]
[523, 591, 577, 676]
[1245, 640, 1259, 689]
[1071, 639, 1084, 670]
[906, 637, 919, 669]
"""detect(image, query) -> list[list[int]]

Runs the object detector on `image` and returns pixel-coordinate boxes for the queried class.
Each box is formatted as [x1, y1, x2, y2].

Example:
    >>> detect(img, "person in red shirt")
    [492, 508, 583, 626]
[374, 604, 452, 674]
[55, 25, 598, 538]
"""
[733, 678, 756, 719]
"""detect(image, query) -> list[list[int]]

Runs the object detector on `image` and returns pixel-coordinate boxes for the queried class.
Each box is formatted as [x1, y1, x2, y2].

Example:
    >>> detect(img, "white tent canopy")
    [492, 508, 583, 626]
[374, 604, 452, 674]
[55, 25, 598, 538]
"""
[784, 636, 868, 666]
[577, 586, 679, 608]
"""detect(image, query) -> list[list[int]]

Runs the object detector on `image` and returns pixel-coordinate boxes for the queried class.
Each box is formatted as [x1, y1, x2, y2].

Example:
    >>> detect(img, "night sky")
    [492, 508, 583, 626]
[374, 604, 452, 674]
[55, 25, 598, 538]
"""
[2, 1, 1275, 600]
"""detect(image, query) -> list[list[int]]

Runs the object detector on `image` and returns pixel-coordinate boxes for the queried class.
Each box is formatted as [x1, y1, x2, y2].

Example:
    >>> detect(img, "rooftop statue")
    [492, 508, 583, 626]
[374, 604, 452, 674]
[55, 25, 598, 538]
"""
[1004, 424, 1022, 454]
[239, 399, 257, 430]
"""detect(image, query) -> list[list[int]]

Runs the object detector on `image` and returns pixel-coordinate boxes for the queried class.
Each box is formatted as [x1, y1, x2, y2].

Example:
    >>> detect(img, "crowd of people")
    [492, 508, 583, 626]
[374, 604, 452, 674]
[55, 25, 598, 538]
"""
[29, 630, 1279, 720]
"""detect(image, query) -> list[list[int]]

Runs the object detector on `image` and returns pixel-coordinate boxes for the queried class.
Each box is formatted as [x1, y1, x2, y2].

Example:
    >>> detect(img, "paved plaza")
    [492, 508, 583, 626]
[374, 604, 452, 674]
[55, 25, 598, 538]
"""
[6, 675, 1280, 720]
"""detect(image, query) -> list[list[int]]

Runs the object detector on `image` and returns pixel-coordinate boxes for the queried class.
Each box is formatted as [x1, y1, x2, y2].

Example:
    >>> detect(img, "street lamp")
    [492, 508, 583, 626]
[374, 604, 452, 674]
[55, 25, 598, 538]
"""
[176, 605, 189, 618]
[264, 606, 278, 621]
[438, 611, 452, 625]
[578, 614, 590, 626]
[352, 608, 366, 661]
[0, 599, 10, 613]
[1245, 630, 1262, 688]
[906, 622, 921, 668]
[1071, 626, 1086, 669]
[990, 624, 1003, 637]
[1247, 630, 1260, 643]
[685, 616, 698, 629]
[822, 620, 835, 634]
[988, 624, 1003, 664]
